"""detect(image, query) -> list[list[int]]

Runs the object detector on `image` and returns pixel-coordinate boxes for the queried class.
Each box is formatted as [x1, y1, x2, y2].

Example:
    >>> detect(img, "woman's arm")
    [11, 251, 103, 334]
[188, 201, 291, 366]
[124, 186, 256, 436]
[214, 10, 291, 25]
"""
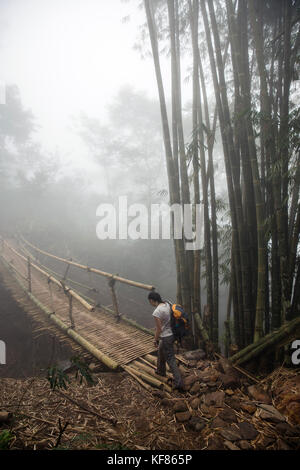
[154, 317, 162, 346]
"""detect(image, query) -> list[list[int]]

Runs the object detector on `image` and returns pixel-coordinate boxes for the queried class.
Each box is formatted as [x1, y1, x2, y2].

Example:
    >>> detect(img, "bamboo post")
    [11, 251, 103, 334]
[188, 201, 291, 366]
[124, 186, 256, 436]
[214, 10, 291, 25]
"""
[63, 261, 71, 281]
[27, 256, 32, 293]
[60, 281, 75, 329]
[194, 312, 210, 343]
[68, 293, 75, 329]
[108, 276, 121, 323]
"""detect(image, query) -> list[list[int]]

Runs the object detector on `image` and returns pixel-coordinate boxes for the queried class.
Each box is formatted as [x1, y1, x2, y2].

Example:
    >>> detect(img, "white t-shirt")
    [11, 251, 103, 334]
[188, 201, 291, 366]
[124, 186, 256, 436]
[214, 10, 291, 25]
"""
[152, 302, 173, 338]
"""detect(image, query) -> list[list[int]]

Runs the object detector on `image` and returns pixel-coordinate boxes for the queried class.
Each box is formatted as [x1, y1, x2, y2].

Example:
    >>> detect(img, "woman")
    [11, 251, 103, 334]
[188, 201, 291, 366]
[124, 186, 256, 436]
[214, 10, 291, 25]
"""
[148, 291, 184, 392]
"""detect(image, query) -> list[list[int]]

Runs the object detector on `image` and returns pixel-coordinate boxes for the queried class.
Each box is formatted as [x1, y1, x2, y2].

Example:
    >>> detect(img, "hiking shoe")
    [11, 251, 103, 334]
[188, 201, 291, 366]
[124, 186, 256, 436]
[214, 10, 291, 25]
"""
[155, 371, 167, 378]
[173, 386, 185, 393]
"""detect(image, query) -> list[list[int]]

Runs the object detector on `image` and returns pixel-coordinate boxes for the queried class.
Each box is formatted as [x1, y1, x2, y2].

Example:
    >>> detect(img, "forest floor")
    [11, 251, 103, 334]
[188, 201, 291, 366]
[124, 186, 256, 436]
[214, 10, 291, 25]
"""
[1, 357, 300, 450]
[0, 273, 300, 451]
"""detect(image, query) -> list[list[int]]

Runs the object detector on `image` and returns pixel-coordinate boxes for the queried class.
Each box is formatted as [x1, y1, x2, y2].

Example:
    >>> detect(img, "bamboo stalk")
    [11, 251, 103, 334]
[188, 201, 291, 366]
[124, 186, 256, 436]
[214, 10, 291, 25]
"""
[194, 313, 210, 344]
[131, 360, 169, 384]
[138, 356, 157, 369]
[123, 365, 153, 392]
[129, 363, 172, 393]
[144, 354, 172, 373]
[230, 316, 300, 365]
[139, 356, 172, 376]
[125, 365, 164, 390]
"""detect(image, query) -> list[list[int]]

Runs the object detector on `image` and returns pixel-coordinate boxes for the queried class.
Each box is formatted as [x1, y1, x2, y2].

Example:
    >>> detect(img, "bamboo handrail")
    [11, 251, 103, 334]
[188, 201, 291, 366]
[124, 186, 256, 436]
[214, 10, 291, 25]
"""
[19, 240, 156, 338]
[19, 241, 102, 296]
[22, 238, 155, 334]
[0, 247, 172, 391]
[20, 236, 155, 291]
[3, 240, 94, 312]
[0, 254, 119, 370]
[17, 240, 156, 336]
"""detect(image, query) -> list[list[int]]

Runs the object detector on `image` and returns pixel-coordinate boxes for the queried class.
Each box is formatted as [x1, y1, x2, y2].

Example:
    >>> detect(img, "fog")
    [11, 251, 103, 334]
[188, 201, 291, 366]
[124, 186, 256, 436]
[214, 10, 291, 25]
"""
[0, 0, 230, 345]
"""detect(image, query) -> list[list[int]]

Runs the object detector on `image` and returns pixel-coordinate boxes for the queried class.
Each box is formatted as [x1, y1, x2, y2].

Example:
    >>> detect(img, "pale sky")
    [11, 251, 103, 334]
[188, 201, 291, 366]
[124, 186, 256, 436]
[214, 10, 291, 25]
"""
[0, 0, 180, 185]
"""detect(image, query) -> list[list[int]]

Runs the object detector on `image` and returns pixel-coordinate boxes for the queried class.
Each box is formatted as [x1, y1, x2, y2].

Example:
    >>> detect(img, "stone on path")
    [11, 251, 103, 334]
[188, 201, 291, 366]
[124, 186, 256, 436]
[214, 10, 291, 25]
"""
[247, 385, 271, 404]
[175, 411, 191, 423]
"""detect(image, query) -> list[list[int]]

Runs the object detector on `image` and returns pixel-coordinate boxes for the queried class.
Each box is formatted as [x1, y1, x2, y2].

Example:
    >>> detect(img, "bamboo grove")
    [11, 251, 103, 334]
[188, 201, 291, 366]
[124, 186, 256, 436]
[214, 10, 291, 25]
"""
[142, 0, 300, 354]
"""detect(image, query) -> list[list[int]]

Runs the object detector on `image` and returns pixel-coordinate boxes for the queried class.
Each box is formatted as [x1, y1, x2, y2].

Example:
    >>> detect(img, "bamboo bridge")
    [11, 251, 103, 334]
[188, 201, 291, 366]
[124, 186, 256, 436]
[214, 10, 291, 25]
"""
[0, 236, 177, 393]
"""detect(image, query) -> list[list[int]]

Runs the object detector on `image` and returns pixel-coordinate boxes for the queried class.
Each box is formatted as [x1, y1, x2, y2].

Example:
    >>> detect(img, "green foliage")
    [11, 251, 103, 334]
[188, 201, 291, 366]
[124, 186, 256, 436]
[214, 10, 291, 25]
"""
[47, 365, 71, 391]
[71, 356, 96, 386]
[0, 430, 14, 450]
[46, 356, 96, 391]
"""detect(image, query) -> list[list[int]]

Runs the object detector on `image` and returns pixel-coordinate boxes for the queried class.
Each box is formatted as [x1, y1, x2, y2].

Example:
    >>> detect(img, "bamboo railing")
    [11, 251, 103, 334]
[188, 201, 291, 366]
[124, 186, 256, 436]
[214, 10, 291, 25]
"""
[0, 252, 119, 370]
[2, 240, 94, 314]
[0, 237, 185, 392]
[20, 235, 155, 325]
[20, 236, 155, 291]
[17, 238, 156, 337]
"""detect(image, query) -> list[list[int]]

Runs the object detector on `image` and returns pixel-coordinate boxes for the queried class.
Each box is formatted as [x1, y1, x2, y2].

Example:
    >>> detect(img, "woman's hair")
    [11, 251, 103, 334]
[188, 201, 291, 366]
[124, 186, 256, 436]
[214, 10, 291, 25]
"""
[148, 291, 163, 303]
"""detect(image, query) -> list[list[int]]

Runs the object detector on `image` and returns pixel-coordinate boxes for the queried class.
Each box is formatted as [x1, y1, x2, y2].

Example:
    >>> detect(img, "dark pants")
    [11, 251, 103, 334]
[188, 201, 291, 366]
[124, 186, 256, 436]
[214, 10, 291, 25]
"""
[156, 335, 183, 388]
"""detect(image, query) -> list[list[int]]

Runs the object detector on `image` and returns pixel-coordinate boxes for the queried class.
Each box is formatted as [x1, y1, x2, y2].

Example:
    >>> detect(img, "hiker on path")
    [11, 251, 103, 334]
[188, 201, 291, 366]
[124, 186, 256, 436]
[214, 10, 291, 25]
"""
[148, 291, 184, 392]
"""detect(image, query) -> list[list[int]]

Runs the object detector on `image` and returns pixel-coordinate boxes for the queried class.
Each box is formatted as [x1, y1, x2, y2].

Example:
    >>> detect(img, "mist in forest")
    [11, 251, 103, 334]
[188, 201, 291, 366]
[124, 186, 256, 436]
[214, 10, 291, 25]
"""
[0, 0, 298, 353]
